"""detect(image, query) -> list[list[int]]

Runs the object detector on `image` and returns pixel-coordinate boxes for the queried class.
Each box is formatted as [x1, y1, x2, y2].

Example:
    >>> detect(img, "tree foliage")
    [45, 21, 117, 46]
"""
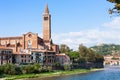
[63, 63, 70, 71]
[78, 44, 104, 63]
[59, 44, 70, 54]
[90, 44, 120, 55]
[0, 63, 54, 75]
[78, 44, 88, 57]
[107, 0, 120, 14]
[68, 51, 79, 59]
[59, 44, 104, 64]
[3, 64, 16, 75]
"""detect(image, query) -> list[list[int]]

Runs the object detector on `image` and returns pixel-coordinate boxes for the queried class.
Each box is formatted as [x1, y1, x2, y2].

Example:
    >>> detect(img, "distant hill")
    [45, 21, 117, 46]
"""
[90, 44, 120, 55]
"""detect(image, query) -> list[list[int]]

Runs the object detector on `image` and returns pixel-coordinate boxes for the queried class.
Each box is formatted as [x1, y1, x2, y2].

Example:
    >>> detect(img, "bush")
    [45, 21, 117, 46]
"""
[32, 63, 42, 73]
[54, 62, 61, 66]
[3, 64, 16, 75]
[15, 66, 22, 75]
[21, 64, 33, 74]
[0, 63, 53, 75]
[47, 66, 52, 72]
[64, 64, 70, 71]
[41, 66, 47, 72]
[0, 66, 4, 74]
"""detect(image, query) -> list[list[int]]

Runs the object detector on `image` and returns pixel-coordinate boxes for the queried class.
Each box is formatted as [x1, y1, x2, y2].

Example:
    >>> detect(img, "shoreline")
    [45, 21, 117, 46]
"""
[2, 68, 105, 80]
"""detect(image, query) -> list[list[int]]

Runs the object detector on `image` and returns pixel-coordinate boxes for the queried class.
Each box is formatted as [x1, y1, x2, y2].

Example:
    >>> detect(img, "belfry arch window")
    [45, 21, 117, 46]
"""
[44, 17, 48, 20]
[28, 40, 32, 48]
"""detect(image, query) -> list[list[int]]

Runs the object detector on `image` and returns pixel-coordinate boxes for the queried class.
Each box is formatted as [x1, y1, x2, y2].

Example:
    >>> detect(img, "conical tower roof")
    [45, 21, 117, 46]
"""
[44, 4, 49, 14]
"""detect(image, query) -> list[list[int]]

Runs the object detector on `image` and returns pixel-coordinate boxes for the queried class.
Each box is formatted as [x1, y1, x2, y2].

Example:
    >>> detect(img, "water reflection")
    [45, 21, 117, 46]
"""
[30, 66, 120, 80]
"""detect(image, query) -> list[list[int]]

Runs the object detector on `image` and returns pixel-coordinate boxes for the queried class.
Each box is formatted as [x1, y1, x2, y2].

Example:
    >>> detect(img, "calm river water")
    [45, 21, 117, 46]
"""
[31, 66, 120, 80]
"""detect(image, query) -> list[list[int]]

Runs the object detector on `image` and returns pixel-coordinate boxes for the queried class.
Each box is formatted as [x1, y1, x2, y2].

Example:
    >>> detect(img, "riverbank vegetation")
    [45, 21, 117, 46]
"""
[0, 44, 104, 79]
[1, 68, 103, 80]
[0, 63, 53, 76]
[60, 44, 104, 68]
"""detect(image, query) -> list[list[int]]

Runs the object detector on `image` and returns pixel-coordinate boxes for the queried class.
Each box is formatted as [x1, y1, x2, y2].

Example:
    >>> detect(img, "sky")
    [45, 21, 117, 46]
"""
[0, 0, 120, 50]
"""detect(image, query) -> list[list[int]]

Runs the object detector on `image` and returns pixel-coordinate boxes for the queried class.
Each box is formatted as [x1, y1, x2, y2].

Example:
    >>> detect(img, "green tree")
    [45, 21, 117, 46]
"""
[59, 44, 70, 54]
[87, 49, 96, 62]
[78, 44, 88, 57]
[21, 64, 33, 74]
[0, 66, 4, 74]
[32, 63, 41, 73]
[107, 0, 120, 14]
[78, 44, 104, 63]
[54, 62, 60, 66]
[3, 64, 16, 75]
[90, 44, 120, 55]
[68, 51, 79, 62]
[95, 53, 104, 62]
[47, 66, 52, 72]
[78, 57, 86, 63]
[15, 66, 22, 75]
[63, 64, 70, 71]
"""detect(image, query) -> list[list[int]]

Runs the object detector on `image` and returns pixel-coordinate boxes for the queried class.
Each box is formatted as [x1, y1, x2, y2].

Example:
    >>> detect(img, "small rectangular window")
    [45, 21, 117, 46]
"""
[25, 60, 26, 63]
[22, 59, 23, 63]
[21, 55, 23, 58]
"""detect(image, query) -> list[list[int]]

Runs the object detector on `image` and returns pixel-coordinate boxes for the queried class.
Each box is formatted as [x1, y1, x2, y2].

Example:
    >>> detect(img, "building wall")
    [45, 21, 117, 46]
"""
[0, 49, 13, 65]
[52, 44, 59, 53]
[0, 37, 22, 53]
[23, 32, 38, 49]
[15, 54, 31, 64]
[0, 4, 59, 65]
[43, 14, 51, 41]
[0, 33, 58, 54]
[31, 52, 45, 64]
[56, 53, 70, 66]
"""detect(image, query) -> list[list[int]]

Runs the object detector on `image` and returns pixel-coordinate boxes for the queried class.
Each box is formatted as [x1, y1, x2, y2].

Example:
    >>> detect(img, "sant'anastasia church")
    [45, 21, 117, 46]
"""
[0, 4, 60, 65]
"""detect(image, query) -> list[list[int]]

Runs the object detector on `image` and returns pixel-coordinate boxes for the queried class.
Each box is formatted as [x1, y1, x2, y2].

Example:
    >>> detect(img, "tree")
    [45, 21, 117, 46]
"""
[59, 44, 70, 54]
[107, 0, 120, 14]
[78, 44, 104, 63]
[68, 51, 79, 62]
[21, 64, 33, 74]
[87, 49, 96, 62]
[47, 66, 52, 72]
[63, 63, 70, 71]
[32, 63, 42, 73]
[15, 66, 22, 75]
[95, 53, 104, 63]
[78, 44, 88, 57]
[68, 51, 79, 59]
[3, 64, 16, 75]
[0, 66, 4, 74]
[90, 44, 120, 55]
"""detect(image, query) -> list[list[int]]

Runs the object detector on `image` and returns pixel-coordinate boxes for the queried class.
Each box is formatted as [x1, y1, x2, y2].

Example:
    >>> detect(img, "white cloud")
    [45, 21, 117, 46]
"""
[52, 29, 120, 50]
[51, 17, 120, 50]
[103, 17, 120, 28]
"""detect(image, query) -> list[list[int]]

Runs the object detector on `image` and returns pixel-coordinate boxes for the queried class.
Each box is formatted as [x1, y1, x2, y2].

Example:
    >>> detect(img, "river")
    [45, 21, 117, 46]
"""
[31, 66, 120, 80]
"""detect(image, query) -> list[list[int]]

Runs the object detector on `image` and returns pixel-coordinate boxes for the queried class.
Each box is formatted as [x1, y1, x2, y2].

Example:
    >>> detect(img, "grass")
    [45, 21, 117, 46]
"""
[1, 68, 104, 80]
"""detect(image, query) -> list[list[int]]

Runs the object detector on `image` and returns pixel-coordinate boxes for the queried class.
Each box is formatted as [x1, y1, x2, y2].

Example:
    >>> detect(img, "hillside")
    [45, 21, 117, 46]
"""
[90, 44, 120, 55]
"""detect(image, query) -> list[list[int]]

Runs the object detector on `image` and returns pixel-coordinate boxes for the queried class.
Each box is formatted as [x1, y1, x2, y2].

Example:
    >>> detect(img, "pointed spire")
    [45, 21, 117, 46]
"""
[44, 4, 49, 14]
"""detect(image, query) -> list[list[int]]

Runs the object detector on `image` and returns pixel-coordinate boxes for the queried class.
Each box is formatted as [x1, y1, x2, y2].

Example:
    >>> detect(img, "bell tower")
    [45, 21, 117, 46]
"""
[43, 4, 51, 42]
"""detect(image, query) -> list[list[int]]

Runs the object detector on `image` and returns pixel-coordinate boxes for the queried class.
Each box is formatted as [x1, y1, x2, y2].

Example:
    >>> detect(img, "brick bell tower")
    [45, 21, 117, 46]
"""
[43, 4, 51, 42]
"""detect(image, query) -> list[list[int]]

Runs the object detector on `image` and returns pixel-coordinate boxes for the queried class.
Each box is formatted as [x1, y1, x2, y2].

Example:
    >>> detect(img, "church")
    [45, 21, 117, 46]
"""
[0, 4, 59, 65]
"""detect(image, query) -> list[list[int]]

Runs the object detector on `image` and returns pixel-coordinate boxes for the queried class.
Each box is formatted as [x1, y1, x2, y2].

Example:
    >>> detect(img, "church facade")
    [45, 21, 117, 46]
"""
[0, 4, 59, 65]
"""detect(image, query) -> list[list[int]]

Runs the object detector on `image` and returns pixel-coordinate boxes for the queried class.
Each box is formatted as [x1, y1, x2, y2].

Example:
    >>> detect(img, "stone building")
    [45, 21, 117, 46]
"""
[56, 53, 71, 66]
[0, 4, 59, 65]
[0, 48, 13, 65]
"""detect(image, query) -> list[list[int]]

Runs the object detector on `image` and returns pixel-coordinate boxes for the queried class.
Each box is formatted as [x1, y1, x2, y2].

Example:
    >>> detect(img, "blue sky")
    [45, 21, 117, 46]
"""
[0, 0, 120, 50]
